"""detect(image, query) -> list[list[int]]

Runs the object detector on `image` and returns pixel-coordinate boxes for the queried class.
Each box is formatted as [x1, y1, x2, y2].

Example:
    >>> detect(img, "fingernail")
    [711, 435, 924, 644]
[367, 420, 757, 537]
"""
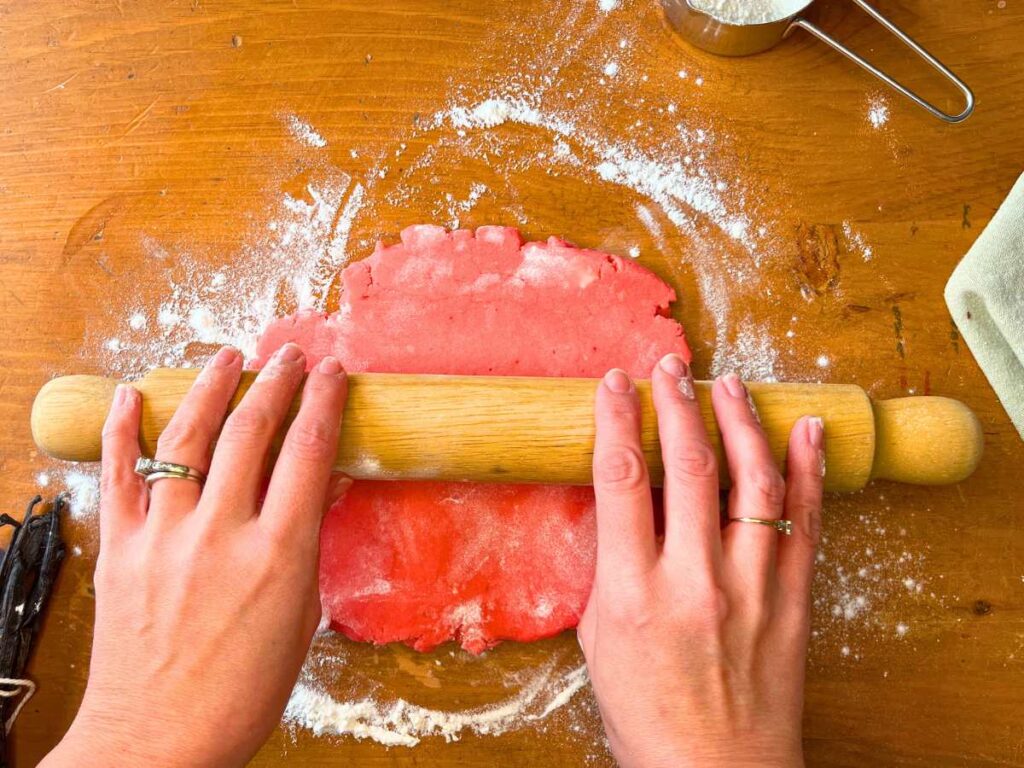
[604, 369, 633, 393]
[210, 346, 239, 368]
[659, 353, 687, 379]
[807, 417, 826, 477]
[272, 343, 304, 365]
[746, 391, 761, 423]
[807, 416, 824, 449]
[721, 373, 746, 399]
[318, 356, 344, 376]
[114, 383, 137, 408]
[659, 354, 694, 399]
[328, 474, 353, 504]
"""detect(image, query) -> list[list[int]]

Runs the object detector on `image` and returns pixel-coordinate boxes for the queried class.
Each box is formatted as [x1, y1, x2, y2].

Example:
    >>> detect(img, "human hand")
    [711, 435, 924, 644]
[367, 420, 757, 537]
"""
[42, 344, 350, 768]
[579, 357, 824, 768]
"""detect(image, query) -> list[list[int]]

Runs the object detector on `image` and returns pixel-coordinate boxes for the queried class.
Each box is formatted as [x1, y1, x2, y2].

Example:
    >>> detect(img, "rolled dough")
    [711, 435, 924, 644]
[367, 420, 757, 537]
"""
[255, 225, 690, 653]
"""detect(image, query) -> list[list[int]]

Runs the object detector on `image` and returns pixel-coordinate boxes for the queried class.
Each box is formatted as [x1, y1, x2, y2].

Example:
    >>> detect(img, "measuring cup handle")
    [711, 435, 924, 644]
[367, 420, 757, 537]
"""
[788, 0, 975, 123]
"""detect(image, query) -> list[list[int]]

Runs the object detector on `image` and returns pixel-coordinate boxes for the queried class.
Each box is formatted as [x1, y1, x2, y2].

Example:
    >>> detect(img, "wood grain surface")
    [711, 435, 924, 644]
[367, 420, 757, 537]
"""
[1, 0, 1022, 765]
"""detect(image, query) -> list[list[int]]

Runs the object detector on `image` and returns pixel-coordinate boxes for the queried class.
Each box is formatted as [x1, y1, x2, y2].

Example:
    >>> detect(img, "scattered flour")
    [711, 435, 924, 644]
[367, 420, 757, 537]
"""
[436, 96, 754, 248]
[810, 498, 940, 662]
[61, 468, 100, 520]
[867, 95, 891, 129]
[94, 170, 366, 373]
[284, 114, 329, 148]
[710, 321, 780, 381]
[842, 221, 875, 261]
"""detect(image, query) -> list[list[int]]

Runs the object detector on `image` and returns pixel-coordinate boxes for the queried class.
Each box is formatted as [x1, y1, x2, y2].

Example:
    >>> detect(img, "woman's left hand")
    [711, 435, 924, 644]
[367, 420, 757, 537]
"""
[42, 343, 349, 768]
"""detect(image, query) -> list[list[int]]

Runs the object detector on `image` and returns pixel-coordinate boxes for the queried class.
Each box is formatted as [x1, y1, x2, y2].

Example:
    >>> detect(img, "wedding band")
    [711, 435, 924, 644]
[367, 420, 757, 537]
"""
[728, 517, 793, 536]
[134, 457, 206, 486]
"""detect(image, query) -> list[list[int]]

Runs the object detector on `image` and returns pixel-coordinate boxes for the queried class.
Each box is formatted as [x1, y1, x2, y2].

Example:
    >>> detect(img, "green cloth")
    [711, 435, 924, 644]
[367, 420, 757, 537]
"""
[945, 172, 1024, 440]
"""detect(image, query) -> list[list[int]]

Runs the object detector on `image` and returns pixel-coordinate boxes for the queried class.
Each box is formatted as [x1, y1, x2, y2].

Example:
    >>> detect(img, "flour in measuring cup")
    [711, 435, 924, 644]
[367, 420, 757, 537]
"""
[689, 0, 807, 25]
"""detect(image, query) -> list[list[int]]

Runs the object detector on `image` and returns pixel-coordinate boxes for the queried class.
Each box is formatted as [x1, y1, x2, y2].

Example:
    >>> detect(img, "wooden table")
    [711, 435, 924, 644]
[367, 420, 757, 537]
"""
[1, 0, 1021, 765]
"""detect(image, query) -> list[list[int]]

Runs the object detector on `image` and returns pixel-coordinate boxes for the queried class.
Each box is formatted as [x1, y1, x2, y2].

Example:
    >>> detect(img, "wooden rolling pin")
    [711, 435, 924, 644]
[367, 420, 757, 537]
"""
[31, 370, 984, 493]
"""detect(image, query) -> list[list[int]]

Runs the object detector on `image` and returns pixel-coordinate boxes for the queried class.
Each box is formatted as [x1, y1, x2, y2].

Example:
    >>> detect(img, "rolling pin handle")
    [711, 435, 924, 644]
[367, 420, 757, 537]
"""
[31, 375, 119, 463]
[870, 396, 984, 485]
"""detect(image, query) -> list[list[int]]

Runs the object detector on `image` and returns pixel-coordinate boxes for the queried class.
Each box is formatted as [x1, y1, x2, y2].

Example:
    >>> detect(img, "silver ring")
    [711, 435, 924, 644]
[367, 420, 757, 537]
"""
[134, 457, 206, 487]
[728, 517, 793, 536]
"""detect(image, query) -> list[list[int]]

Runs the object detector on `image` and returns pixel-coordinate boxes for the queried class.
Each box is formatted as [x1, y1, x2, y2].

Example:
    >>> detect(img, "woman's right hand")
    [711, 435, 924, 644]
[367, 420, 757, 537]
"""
[579, 356, 824, 768]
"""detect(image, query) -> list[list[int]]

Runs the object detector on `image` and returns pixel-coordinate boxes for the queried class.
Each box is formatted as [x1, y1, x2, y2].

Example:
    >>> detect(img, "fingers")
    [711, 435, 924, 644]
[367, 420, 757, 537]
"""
[147, 347, 243, 524]
[651, 354, 721, 576]
[203, 343, 307, 523]
[592, 369, 657, 579]
[99, 384, 146, 545]
[714, 374, 787, 589]
[777, 416, 825, 611]
[261, 357, 348, 544]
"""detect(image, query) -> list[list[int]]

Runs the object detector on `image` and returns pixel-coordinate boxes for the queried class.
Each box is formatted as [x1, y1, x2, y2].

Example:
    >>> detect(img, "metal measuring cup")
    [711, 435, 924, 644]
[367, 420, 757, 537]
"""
[661, 0, 975, 123]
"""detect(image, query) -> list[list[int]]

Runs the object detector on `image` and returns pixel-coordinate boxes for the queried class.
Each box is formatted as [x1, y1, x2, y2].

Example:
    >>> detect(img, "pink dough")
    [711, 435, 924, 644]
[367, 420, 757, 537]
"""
[254, 225, 690, 653]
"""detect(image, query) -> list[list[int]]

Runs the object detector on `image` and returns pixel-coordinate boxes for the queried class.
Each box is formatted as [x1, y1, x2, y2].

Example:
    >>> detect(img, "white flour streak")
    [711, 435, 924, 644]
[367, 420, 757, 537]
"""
[594, 143, 752, 247]
[635, 204, 666, 250]
[710, 321, 780, 381]
[842, 221, 874, 261]
[284, 660, 589, 747]
[434, 97, 754, 249]
[326, 183, 366, 272]
[285, 114, 329, 148]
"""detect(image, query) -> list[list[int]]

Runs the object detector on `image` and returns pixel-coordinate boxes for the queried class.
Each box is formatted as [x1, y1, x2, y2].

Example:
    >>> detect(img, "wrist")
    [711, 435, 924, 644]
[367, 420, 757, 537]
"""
[45, 708, 221, 768]
[683, 741, 804, 768]
[613, 734, 803, 768]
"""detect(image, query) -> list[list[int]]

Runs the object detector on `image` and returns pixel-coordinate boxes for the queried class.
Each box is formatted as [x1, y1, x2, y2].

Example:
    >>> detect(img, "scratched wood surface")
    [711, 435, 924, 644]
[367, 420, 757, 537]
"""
[1, 0, 1022, 765]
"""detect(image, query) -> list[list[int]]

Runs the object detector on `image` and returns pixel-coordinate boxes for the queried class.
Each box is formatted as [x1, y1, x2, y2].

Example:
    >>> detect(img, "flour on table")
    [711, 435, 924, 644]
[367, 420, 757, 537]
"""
[284, 650, 590, 747]
[710, 320, 780, 381]
[867, 94, 891, 130]
[810, 496, 943, 662]
[60, 468, 100, 520]
[283, 114, 329, 148]
[842, 221, 874, 261]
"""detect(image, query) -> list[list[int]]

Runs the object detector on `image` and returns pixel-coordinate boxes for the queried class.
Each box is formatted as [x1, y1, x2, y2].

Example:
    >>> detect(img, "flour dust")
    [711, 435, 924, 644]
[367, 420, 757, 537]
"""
[48, 0, 911, 754]
[283, 638, 595, 748]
